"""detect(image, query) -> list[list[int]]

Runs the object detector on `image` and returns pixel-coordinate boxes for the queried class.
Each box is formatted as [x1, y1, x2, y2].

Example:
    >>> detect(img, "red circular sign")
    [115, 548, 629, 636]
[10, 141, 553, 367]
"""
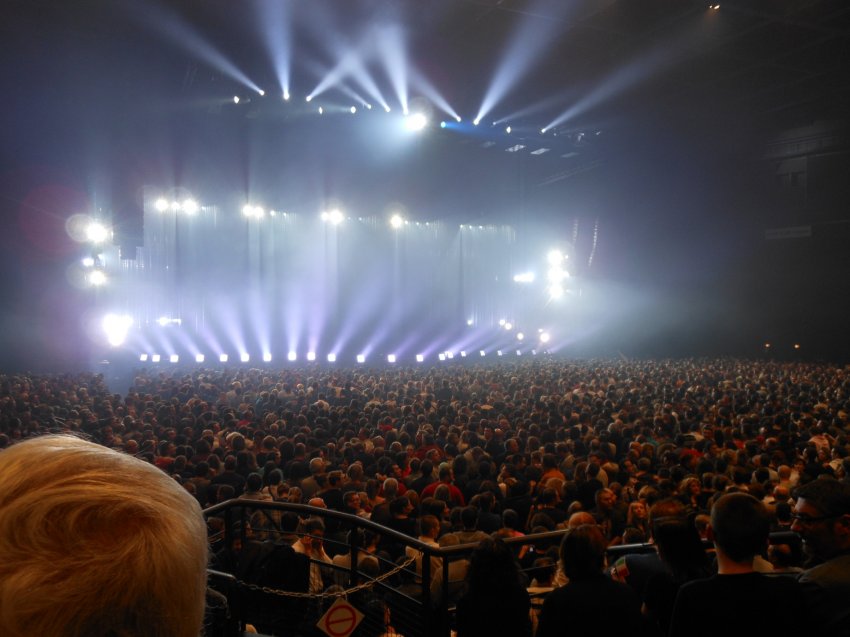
[322, 603, 358, 637]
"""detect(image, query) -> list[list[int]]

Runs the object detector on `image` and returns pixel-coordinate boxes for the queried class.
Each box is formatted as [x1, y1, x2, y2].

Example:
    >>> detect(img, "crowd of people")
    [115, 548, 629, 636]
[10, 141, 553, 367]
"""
[0, 357, 849, 636]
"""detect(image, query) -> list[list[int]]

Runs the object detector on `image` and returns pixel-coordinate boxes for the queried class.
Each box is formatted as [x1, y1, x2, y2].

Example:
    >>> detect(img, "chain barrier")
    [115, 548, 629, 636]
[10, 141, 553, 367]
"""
[234, 555, 416, 599]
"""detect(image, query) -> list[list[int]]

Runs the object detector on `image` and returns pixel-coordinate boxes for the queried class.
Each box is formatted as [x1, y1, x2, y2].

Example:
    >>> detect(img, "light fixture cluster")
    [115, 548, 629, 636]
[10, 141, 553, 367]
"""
[155, 198, 199, 214]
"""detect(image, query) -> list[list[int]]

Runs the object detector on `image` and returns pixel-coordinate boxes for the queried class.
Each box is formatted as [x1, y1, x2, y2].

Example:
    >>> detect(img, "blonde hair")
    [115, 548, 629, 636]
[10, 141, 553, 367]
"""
[0, 435, 208, 637]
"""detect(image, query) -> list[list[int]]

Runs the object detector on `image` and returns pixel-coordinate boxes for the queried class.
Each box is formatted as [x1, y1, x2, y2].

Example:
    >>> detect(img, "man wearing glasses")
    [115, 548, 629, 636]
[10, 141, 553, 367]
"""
[792, 478, 850, 634]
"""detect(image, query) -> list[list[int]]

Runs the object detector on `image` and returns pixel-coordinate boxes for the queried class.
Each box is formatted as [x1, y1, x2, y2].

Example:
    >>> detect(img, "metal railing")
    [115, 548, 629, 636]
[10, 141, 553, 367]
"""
[203, 499, 802, 637]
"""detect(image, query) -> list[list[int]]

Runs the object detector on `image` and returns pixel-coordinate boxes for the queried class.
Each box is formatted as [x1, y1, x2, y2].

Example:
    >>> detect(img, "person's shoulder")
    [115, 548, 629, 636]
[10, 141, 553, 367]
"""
[799, 554, 850, 586]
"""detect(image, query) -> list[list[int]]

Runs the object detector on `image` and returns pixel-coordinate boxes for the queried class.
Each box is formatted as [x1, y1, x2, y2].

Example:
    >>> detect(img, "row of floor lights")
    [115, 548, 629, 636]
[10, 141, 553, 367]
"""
[137, 350, 542, 363]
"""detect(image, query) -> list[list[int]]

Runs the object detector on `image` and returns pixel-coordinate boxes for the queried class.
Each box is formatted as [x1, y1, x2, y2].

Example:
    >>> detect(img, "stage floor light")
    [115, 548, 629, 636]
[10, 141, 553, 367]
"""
[152, 354, 161, 363]
[438, 353, 446, 361]
[540, 332, 551, 343]
[263, 353, 273, 362]
[155, 198, 169, 212]
[139, 354, 148, 362]
[170, 355, 179, 363]
[307, 352, 316, 361]
[195, 354, 205, 363]
[416, 354, 424, 362]
[357, 354, 366, 364]
[387, 354, 396, 363]
[327, 353, 337, 362]
[219, 354, 228, 363]
[287, 352, 296, 361]
[240, 353, 250, 362]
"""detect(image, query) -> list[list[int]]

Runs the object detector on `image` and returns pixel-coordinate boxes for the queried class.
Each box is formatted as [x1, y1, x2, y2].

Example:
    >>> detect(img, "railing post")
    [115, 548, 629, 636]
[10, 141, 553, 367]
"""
[421, 545, 432, 636]
[348, 526, 360, 588]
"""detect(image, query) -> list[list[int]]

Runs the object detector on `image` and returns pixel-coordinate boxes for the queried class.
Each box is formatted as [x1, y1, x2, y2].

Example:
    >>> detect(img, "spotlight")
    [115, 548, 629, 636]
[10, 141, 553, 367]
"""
[170, 354, 179, 363]
[549, 284, 564, 299]
[170, 201, 181, 212]
[240, 353, 250, 362]
[81, 257, 95, 268]
[540, 127, 547, 134]
[479, 350, 486, 357]
[405, 112, 428, 131]
[473, 118, 480, 126]
[195, 354, 205, 363]
[89, 270, 107, 286]
[322, 209, 344, 225]
[283, 91, 290, 101]
[460, 351, 467, 357]
[497, 350, 503, 356]
[357, 354, 366, 364]
[506, 126, 512, 134]
[504, 322, 513, 331]
[242, 204, 253, 217]
[219, 354, 228, 363]
[499, 319, 506, 326]
[794, 343, 801, 350]
[350, 106, 357, 114]
[181, 199, 198, 214]
[390, 214, 404, 229]
[438, 353, 446, 361]
[152, 354, 161, 363]
[387, 354, 396, 363]
[547, 250, 564, 265]
[139, 354, 148, 362]
[318, 106, 323, 115]
[516, 350, 522, 356]
[86, 222, 109, 244]
[416, 354, 424, 363]
[307, 352, 316, 361]
[466, 319, 474, 326]
[327, 353, 337, 362]
[455, 116, 461, 122]
[514, 273, 535, 284]
[440, 121, 447, 128]
[258, 89, 265, 96]
[517, 332, 525, 341]
[384, 105, 391, 113]
[233, 96, 240, 104]
[155, 198, 169, 212]
[263, 353, 272, 362]
[446, 352, 454, 359]
[287, 352, 297, 362]
[540, 332, 551, 343]
[365, 103, 372, 110]
[306, 95, 313, 102]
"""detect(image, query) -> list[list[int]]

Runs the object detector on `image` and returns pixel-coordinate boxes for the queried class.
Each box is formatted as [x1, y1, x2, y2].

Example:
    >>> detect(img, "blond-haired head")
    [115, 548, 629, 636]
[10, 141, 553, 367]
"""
[0, 435, 208, 637]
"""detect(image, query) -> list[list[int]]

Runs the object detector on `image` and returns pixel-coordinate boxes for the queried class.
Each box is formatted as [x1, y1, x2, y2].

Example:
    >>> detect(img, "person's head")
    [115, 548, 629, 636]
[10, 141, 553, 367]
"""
[711, 492, 770, 564]
[298, 516, 326, 549]
[791, 478, 850, 561]
[0, 435, 208, 637]
[595, 488, 616, 512]
[560, 524, 607, 580]
[419, 514, 440, 539]
[466, 537, 524, 591]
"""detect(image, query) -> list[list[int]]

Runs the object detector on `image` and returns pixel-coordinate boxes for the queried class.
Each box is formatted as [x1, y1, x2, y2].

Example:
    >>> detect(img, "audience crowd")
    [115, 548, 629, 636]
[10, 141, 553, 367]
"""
[1, 358, 849, 636]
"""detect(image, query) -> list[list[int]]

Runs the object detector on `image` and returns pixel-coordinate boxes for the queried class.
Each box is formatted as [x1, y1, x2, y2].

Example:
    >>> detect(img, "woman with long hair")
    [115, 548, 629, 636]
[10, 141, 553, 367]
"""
[455, 537, 532, 637]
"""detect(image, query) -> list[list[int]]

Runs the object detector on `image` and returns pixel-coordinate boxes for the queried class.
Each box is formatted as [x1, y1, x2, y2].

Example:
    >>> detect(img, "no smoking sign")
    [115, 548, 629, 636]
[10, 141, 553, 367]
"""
[317, 598, 365, 637]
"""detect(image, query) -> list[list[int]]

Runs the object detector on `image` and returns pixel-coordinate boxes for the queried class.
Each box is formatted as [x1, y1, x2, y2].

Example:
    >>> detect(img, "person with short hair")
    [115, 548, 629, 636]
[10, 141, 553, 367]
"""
[792, 478, 850, 633]
[669, 493, 808, 637]
[0, 435, 208, 637]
